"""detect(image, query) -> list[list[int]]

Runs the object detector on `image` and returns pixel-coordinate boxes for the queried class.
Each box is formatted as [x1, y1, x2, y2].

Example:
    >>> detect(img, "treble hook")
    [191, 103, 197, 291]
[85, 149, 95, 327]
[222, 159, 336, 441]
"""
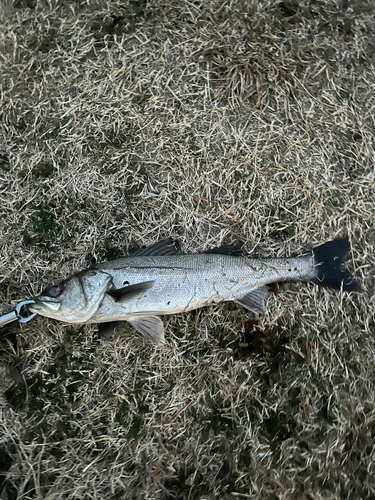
[0, 300, 37, 327]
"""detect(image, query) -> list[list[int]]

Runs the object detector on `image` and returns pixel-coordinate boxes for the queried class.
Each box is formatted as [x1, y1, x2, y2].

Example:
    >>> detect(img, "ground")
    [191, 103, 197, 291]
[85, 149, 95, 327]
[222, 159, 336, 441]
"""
[0, 0, 374, 499]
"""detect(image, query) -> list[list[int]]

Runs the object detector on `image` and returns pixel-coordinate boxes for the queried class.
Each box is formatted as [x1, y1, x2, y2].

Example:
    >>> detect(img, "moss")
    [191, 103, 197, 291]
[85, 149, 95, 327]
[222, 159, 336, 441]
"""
[31, 202, 56, 234]
[264, 411, 293, 442]
[90, 1, 147, 39]
[38, 29, 58, 53]
[330, 190, 342, 207]
[317, 395, 337, 431]
[99, 128, 134, 151]
[0, 444, 14, 473]
[115, 400, 147, 440]
[32, 163, 55, 179]
[131, 87, 152, 107]
[204, 410, 238, 438]
[13, 0, 36, 9]
[0, 152, 10, 172]
[339, 88, 352, 100]
[23, 202, 58, 249]
[5, 328, 99, 443]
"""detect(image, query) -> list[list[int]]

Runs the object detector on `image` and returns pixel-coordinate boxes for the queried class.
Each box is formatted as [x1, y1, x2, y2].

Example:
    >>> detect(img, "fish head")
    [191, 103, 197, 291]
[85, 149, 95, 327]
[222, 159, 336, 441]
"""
[30, 270, 113, 323]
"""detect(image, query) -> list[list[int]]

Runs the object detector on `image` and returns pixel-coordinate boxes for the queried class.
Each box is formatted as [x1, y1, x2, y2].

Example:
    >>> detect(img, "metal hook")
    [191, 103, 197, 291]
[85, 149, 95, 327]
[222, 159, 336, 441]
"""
[0, 300, 37, 327]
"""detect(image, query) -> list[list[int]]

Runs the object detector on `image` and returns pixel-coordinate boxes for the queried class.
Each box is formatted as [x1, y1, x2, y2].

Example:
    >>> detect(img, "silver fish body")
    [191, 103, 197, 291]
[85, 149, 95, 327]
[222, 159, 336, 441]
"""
[91, 253, 312, 320]
[29, 238, 359, 345]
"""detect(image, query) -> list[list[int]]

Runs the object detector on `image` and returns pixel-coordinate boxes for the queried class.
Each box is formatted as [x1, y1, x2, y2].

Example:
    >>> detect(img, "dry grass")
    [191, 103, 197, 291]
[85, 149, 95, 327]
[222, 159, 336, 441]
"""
[0, 0, 374, 498]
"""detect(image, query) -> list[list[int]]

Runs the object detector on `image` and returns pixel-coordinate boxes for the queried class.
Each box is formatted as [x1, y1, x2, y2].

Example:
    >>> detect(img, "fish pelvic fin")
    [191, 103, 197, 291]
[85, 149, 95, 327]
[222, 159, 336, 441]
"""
[309, 238, 360, 292]
[127, 315, 165, 346]
[233, 286, 268, 314]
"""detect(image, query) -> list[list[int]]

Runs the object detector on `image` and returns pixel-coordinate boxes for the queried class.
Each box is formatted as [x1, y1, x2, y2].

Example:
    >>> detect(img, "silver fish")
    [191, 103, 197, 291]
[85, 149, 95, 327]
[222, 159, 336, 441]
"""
[29, 238, 359, 345]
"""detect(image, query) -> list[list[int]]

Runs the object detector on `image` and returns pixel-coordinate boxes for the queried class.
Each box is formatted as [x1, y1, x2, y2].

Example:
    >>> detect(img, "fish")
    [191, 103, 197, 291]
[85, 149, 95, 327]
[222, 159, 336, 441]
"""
[29, 237, 359, 345]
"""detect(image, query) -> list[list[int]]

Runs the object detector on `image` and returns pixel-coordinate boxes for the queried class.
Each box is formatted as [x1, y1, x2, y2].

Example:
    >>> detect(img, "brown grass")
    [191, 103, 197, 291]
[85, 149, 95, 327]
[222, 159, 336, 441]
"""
[0, 0, 374, 498]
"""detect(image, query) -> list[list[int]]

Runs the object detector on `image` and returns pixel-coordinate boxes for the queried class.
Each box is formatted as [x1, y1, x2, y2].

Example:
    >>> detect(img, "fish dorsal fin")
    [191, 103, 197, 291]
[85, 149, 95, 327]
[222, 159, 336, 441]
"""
[127, 315, 165, 346]
[233, 286, 268, 314]
[131, 238, 183, 257]
[204, 245, 247, 257]
[107, 281, 154, 302]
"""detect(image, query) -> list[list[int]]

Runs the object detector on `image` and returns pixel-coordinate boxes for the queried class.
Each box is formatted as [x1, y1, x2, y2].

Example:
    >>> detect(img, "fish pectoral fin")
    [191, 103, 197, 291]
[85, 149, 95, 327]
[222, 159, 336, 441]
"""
[127, 315, 165, 346]
[233, 286, 268, 314]
[107, 281, 154, 302]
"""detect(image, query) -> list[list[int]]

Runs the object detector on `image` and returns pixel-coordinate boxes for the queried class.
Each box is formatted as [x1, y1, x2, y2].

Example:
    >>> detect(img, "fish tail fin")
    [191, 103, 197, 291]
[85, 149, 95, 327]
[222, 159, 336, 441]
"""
[309, 238, 360, 291]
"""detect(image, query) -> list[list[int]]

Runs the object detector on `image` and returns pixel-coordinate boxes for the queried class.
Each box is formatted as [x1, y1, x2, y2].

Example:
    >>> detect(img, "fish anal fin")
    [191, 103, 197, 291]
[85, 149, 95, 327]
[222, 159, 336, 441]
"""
[107, 281, 154, 302]
[127, 315, 165, 346]
[233, 286, 268, 315]
[131, 238, 183, 257]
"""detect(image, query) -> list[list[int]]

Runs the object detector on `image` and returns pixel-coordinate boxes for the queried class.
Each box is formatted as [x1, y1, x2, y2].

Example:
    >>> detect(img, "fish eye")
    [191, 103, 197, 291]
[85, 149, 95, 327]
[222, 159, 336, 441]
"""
[41, 284, 63, 298]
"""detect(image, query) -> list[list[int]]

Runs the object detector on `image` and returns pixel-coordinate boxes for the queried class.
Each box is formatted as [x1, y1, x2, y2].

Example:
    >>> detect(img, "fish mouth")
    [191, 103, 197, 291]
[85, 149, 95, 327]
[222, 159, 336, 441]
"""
[30, 296, 61, 313]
